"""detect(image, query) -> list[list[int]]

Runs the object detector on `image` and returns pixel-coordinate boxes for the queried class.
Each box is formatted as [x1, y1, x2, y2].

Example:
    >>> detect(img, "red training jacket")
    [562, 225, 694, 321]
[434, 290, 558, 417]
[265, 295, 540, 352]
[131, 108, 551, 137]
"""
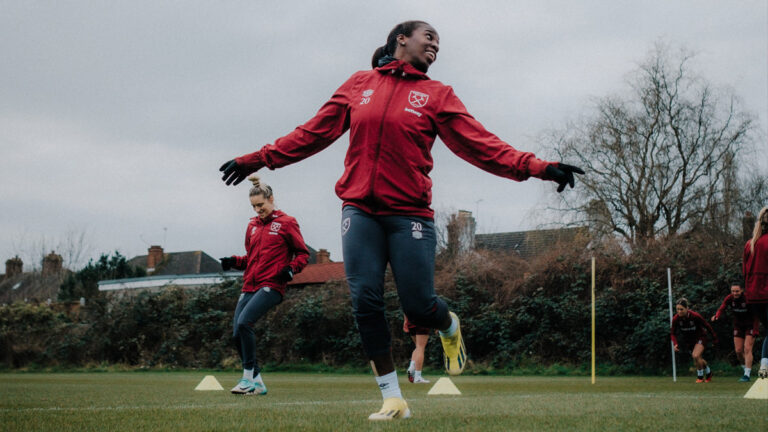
[714, 293, 759, 332]
[670, 310, 717, 346]
[231, 209, 309, 295]
[236, 60, 552, 218]
[743, 235, 768, 304]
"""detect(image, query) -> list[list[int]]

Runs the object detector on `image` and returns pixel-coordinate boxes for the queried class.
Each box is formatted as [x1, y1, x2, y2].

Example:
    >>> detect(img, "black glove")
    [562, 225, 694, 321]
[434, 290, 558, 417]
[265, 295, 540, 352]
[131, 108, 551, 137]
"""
[219, 159, 264, 186]
[545, 163, 585, 193]
[219, 257, 235, 271]
[279, 266, 294, 282]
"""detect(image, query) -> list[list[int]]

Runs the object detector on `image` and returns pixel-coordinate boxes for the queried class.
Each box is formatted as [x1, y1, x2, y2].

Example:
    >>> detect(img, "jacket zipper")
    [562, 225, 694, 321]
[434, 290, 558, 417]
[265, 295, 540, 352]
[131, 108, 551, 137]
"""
[367, 71, 402, 204]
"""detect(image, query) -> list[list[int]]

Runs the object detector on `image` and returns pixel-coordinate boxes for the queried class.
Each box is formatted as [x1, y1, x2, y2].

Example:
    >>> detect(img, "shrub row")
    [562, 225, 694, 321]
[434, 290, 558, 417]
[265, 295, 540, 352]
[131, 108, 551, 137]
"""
[0, 233, 751, 373]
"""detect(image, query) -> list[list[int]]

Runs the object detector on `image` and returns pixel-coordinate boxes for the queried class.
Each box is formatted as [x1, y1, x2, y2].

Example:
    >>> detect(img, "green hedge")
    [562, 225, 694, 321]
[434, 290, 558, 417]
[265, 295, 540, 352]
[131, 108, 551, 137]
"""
[0, 232, 752, 373]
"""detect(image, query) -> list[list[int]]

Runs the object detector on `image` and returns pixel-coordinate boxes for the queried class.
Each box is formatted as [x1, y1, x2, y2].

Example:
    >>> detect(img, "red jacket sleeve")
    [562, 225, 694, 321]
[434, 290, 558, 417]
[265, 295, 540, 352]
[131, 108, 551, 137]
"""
[236, 73, 360, 170]
[714, 294, 731, 320]
[435, 87, 551, 181]
[694, 312, 717, 341]
[284, 218, 309, 274]
[670, 315, 679, 346]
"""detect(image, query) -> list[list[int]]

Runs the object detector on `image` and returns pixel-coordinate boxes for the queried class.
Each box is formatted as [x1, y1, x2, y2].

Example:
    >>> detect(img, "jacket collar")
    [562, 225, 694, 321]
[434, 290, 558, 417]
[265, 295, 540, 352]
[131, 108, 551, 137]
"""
[376, 59, 430, 80]
[252, 209, 284, 224]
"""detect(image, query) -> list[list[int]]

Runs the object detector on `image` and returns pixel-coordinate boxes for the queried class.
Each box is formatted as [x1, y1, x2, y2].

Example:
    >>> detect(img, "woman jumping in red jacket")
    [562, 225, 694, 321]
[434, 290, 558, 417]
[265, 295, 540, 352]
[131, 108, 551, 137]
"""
[744, 206, 768, 379]
[220, 20, 582, 419]
[220, 175, 309, 395]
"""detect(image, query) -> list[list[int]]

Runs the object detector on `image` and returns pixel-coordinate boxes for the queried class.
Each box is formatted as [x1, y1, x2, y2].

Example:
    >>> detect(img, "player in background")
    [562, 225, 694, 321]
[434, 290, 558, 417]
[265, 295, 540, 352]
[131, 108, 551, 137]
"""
[220, 20, 583, 420]
[220, 175, 309, 395]
[711, 283, 759, 382]
[671, 298, 719, 383]
[403, 315, 431, 384]
[743, 206, 768, 379]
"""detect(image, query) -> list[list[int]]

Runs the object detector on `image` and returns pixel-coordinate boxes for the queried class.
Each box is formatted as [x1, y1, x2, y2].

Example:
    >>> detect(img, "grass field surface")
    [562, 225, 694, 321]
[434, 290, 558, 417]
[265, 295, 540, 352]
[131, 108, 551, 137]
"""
[1, 372, 765, 431]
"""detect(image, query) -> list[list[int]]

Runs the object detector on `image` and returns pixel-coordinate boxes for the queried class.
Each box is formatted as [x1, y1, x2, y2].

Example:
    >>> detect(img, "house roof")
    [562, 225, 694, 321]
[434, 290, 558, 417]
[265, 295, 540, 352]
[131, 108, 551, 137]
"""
[0, 272, 68, 304]
[288, 262, 346, 286]
[127, 251, 222, 275]
[475, 227, 587, 260]
[99, 272, 241, 291]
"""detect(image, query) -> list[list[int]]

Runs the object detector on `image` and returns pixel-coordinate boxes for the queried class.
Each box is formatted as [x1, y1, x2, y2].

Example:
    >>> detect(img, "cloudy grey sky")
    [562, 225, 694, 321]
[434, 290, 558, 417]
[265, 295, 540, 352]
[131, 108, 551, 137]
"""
[1, 1, 766, 270]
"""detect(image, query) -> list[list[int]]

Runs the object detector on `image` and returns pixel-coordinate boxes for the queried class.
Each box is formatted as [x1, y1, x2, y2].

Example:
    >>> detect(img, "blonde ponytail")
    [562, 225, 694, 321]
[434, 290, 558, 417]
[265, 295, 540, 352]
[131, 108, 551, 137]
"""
[248, 175, 273, 199]
[750, 206, 768, 254]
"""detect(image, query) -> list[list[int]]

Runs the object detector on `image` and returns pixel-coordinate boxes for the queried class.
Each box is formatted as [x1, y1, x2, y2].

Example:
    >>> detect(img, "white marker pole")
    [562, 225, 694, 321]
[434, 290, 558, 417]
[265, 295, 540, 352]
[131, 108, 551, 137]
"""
[667, 268, 677, 382]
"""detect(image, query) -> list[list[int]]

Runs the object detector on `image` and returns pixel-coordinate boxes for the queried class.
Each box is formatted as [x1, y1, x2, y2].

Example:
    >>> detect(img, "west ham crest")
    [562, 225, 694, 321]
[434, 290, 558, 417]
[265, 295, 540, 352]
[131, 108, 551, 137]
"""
[408, 90, 429, 108]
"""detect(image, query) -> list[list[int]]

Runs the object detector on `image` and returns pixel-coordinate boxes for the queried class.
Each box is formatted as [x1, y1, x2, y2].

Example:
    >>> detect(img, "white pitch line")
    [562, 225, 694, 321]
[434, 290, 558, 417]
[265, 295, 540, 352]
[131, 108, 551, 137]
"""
[0, 392, 747, 413]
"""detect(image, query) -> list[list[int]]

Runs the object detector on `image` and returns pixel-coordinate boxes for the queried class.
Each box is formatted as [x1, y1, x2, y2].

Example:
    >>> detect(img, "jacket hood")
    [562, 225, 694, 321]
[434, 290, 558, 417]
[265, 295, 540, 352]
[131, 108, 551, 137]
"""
[376, 59, 430, 80]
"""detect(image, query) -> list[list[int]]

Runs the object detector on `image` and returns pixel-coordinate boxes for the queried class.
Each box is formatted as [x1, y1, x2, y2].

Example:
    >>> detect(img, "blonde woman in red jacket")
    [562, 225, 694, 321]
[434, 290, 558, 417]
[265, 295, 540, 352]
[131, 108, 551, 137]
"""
[220, 175, 309, 395]
[220, 20, 583, 419]
[744, 206, 768, 378]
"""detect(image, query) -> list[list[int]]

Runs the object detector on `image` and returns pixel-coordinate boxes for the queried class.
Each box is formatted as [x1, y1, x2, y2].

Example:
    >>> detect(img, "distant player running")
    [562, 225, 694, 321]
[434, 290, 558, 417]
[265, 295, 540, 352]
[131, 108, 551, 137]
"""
[711, 282, 759, 381]
[403, 315, 431, 384]
[220, 175, 309, 395]
[670, 298, 718, 382]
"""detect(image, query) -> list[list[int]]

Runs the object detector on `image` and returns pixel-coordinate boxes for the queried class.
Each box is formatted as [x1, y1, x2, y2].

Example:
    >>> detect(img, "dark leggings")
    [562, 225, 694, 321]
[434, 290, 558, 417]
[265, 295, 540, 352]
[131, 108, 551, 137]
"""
[233, 288, 282, 372]
[749, 303, 768, 359]
[341, 205, 449, 358]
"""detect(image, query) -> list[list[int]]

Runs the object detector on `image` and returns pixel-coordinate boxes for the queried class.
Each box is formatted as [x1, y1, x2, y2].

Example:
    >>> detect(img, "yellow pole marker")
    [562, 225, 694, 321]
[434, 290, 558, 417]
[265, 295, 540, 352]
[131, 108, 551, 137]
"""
[591, 256, 596, 384]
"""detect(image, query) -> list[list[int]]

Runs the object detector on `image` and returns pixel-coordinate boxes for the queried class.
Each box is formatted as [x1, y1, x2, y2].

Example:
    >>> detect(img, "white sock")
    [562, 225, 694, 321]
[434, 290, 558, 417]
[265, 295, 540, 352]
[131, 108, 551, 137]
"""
[408, 361, 415, 373]
[439, 314, 458, 337]
[744, 366, 751, 377]
[243, 368, 254, 381]
[254, 373, 264, 385]
[375, 371, 402, 400]
[704, 365, 711, 374]
[414, 370, 422, 380]
[761, 358, 768, 368]
[696, 369, 704, 376]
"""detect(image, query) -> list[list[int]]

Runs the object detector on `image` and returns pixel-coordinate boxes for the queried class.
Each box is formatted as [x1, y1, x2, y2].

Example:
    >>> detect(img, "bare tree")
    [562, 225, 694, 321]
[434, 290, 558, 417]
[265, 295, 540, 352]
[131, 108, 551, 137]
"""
[10, 228, 93, 271]
[549, 42, 756, 245]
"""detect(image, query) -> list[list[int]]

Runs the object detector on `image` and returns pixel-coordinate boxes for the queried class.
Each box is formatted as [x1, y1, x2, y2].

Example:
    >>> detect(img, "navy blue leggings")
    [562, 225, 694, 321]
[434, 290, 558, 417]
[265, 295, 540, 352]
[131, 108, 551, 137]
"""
[233, 288, 282, 372]
[341, 205, 449, 358]
[750, 304, 768, 359]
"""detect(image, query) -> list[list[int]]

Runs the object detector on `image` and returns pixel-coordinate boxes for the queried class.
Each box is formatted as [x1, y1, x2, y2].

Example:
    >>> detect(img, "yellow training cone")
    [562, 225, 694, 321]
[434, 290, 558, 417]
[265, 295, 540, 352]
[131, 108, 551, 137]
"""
[195, 375, 224, 391]
[427, 377, 461, 395]
[743, 378, 768, 399]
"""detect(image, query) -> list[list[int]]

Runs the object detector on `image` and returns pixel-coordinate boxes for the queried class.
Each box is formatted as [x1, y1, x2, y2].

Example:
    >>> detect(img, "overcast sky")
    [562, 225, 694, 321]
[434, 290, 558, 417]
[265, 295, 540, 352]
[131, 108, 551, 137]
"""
[1, 1, 766, 270]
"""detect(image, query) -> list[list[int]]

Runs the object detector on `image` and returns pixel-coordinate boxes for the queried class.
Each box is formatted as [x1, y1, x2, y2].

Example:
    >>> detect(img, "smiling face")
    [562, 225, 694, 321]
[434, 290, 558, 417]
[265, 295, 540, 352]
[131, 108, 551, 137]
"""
[730, 284, 743, 298]
[395, 24, 439, 72]
[675, 304, 688, 318]
[250, 194, 274, 220]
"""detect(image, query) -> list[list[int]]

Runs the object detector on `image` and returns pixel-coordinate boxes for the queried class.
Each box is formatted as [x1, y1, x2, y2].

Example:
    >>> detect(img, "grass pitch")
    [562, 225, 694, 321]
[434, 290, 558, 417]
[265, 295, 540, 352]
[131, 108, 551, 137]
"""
[1, 372, 765, 431]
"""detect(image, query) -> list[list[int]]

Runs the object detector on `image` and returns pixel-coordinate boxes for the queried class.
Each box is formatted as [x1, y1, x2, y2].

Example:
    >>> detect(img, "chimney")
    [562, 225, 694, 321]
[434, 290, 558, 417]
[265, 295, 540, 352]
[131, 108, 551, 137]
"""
[5, 256, 23, 279]
[317, 249, 331, 264]
[147, 245, 164, 270]
[42, 251, 63, 276]
[456, 210, 476, 251]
